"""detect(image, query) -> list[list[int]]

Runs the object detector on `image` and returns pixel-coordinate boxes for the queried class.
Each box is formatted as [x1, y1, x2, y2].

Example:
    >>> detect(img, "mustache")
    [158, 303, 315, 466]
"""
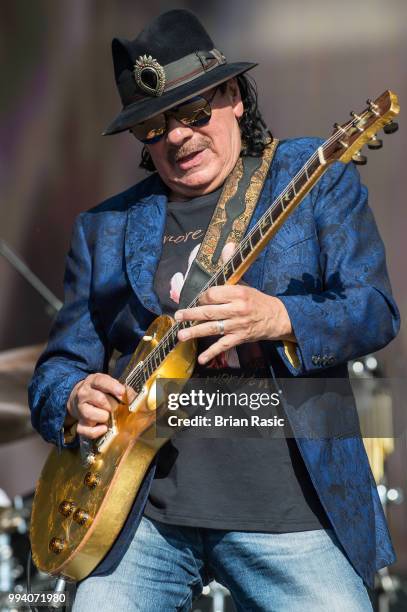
[168, 137, 213, 164]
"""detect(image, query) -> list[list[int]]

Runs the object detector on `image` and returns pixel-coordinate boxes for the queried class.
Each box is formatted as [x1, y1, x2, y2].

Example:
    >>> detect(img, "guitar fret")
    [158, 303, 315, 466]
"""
[159, 343, 166, 361]
[163, 337, 171, 355]
[261, 214, 272, 232]
[151, 353, 158, 369]
[307, 157, 320, 175]
[232, 252, 242, 270]
[251, 226, 262, 244]
[294, 172, 307, 193]
[273, 200, 283, 218]
[241, 240, 251, 257]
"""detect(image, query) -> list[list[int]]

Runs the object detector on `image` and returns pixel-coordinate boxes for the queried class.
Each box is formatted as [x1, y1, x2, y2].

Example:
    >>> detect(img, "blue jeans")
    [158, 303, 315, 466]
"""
[73, 516, 372, 611]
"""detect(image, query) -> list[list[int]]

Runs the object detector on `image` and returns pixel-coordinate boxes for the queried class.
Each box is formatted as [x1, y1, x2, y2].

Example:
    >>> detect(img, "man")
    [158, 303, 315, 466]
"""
[29, 9, 400, 612]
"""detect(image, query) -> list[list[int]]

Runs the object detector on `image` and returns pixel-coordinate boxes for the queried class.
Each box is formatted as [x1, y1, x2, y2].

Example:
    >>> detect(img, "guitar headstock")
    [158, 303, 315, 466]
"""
[324, 90, 400, 166]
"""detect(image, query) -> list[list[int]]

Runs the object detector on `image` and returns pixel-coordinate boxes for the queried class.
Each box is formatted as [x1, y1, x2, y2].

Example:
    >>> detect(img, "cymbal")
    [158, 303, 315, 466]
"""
[0, 401, 34, 443]
[0, 344, 44, 444]
[0, 344, 44, 374]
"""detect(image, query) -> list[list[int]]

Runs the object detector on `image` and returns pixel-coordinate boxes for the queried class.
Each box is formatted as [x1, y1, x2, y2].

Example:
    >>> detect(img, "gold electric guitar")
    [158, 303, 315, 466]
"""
[30, 91, 399, 580]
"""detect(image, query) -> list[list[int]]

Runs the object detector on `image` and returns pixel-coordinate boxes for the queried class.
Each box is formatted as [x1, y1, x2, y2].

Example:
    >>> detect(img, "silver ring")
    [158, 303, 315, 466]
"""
[217, 319, 225, 335]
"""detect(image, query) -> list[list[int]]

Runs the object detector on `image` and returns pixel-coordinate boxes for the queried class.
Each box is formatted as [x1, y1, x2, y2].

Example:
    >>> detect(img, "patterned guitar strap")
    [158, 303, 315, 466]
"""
[178, 138, 279, 309]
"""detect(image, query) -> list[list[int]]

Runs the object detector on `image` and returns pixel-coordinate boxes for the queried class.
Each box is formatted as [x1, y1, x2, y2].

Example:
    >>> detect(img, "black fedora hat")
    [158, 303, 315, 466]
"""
[103, 9, 257, 136]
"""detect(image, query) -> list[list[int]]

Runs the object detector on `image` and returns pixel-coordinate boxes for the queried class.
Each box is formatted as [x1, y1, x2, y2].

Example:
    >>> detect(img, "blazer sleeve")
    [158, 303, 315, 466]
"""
[28, 213, 110, 449]
[275, 160, 400, 375]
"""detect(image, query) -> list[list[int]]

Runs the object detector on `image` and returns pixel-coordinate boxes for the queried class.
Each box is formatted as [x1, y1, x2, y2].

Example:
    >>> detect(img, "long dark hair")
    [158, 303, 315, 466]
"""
[139, 74, 271, 172]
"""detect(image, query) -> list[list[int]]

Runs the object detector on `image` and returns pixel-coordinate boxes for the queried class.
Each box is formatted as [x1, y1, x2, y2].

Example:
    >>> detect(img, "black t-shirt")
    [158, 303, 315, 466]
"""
[144, 189, 330, 532]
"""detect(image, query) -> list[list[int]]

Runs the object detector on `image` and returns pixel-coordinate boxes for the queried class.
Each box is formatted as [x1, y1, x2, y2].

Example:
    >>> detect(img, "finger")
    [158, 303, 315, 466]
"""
[175, 287, 246, 323]
[125, 385, 138, 404]
[198, 284, 247, 306]
[77, 422, 108, 439]
[78, 387, 115, 412]
[178, 319, 232, 342]
[175, 302, 234, 324]
[197, 334, 241, 365]
[89, 374, 126, 401]
[78, 403, 111, 424]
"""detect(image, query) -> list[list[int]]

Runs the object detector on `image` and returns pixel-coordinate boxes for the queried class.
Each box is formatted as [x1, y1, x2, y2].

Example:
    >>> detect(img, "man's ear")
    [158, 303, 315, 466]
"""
[227, 78, 244, 120]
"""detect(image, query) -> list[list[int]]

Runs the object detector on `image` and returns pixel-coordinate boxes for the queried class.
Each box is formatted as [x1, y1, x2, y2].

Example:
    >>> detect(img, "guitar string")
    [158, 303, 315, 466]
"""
[125, 107, 376, 389]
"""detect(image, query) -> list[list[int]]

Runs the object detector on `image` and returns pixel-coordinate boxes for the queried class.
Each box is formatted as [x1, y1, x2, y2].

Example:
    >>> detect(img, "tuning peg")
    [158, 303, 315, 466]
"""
[383, 121, 398, 134]
[350, 111, 362, 121]
[367, 135, 383, 150]
[366, 99, 380, 116]
[352, 151, 367, 165]
[333, 122, 347, 135]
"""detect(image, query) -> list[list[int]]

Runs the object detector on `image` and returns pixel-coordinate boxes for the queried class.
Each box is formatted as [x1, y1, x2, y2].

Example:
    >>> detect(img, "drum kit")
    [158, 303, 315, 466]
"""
[0, 241, 405, 611]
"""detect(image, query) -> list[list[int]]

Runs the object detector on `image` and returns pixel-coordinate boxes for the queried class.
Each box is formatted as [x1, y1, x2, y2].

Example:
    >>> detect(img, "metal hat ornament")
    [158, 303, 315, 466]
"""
[133, 55, 166, 97]
[103, 9, 257, 135]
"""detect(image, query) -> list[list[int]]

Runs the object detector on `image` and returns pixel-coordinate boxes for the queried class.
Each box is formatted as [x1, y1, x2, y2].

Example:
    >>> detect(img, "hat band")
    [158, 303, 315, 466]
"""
[131, 48, 227, 101]
[164, 48, 226, 91]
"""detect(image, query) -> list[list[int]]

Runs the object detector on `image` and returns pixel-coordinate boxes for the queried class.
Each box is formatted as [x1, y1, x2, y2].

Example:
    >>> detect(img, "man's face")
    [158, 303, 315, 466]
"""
[146, 79, 244, 201]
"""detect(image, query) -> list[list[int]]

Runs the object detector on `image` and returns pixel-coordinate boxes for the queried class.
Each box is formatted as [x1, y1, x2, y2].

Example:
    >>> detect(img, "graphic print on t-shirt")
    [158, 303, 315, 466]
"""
[169, 243, 200, 305]
[164, 237, 240, 368]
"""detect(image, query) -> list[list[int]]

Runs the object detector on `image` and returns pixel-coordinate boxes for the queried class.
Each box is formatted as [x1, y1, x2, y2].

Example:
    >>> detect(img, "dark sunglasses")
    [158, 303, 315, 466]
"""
[130, 87, 219, 144]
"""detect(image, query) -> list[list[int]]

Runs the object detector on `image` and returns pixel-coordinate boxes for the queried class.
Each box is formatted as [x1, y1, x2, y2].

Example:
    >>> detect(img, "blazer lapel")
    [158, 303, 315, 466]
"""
[124, 177, 168, 315]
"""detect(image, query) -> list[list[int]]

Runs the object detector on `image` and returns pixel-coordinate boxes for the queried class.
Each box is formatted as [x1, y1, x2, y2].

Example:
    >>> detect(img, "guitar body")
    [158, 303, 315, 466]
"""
[30, 315, 196, 580]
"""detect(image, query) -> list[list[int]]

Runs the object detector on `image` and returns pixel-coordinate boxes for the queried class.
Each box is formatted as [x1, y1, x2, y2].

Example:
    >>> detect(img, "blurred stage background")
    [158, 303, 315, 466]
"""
[0, 0, 406, 601]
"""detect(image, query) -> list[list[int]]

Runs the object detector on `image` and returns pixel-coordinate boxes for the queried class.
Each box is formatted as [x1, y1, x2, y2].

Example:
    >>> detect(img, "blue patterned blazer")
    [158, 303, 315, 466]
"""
[28, 137, 400, 588]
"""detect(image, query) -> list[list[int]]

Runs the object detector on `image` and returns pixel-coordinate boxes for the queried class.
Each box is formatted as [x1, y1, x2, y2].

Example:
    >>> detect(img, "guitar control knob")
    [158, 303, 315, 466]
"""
[58, 500, 75, 517]
[367, 135, 383, 149]
[84, 472, 101, 489]
[383, 121, 398, 134]
[49, 537, 66, 554]
[352, 151, 367, 165]
[83, 453, 96, 467]
[73, 508, 91, 526]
